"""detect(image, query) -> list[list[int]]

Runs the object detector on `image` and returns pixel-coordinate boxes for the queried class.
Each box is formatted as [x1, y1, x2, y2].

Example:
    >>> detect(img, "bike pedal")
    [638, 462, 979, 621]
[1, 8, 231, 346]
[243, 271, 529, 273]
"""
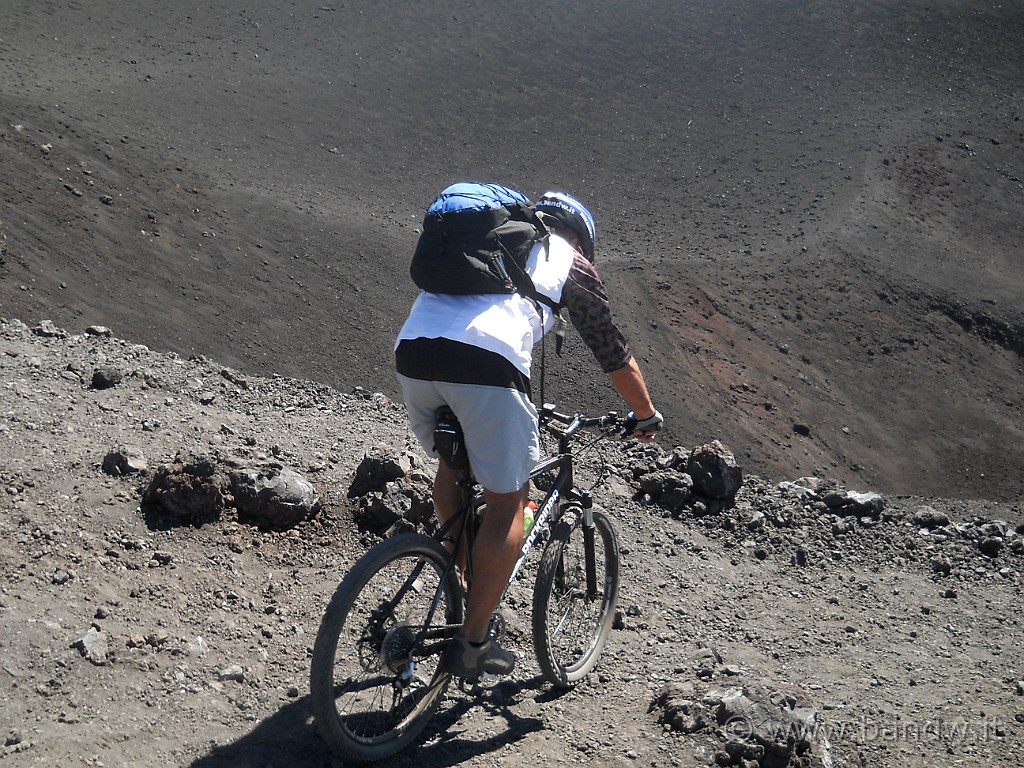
[488, 611, 506, 640]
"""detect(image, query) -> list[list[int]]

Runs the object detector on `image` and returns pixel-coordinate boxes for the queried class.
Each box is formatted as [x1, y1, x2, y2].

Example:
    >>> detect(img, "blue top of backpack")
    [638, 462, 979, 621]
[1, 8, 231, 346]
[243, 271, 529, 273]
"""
[427, 182, 530, 215]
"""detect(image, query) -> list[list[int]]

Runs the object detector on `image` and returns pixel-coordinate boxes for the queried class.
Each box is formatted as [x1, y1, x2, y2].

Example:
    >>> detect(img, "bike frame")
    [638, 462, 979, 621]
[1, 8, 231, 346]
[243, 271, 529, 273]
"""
[425, 409, 610, 640]
[509, 451, 593, 586]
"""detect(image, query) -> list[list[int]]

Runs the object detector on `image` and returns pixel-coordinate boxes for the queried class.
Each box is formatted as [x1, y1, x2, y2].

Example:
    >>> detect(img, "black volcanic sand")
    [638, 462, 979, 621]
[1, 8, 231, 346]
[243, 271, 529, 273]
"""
[1, 2, 1021, 497]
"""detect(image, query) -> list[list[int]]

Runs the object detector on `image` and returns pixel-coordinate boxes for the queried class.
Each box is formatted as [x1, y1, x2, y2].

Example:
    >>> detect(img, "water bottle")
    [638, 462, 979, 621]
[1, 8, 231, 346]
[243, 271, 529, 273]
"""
[523, 501, 537, 535]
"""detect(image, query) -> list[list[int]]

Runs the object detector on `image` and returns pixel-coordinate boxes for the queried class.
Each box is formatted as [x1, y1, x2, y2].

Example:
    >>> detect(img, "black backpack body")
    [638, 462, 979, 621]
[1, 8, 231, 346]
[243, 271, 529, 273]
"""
[410, 182, 557, 310]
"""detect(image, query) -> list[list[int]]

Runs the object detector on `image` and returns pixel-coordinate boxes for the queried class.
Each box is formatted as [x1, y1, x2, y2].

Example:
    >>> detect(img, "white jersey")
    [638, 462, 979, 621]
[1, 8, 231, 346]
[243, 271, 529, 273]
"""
[395, 235, 576, 378]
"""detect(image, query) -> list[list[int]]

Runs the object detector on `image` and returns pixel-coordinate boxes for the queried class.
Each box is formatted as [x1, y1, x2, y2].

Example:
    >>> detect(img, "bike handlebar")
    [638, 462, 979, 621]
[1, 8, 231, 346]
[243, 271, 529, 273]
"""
[539, 403, 621, 439]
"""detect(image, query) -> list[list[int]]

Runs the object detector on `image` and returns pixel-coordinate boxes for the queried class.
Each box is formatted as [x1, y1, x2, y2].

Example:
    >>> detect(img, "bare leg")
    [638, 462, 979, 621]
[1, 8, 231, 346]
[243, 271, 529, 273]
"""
[432, 461, 525, 644]
[461, 486, 525, 643]
[432, 460, 461, 527]
[432, 461, 469, 573]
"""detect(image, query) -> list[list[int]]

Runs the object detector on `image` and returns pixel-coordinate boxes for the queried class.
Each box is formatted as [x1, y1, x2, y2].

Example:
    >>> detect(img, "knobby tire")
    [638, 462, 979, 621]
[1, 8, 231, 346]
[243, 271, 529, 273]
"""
[310, 534, 463, 763]
[532, 505, 619, 688]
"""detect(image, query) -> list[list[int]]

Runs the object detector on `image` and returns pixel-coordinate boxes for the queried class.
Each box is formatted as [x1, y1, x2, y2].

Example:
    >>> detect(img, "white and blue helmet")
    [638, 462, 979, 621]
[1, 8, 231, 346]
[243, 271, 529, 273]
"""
[535, 191, 597, 262]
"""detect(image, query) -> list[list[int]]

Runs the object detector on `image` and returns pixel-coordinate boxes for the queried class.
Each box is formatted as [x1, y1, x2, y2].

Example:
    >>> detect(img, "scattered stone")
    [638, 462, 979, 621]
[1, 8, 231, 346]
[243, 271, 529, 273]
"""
[229, 463, 320, 530]
[777, 478, 821, 499]
[638, 469, 693, 507]
[978, 520, 1009, 539]
[188, 636, 208, 657]
[72, 627, 109, 665]
[651, 682, 709, 734]
[687, 440, 744, 501]
[823, 488, 885, 517]
[146, 630, 169, 647]
[85, 325, 113, 337]
[102, 446, 148, 476]
[32, 320, 67, 338]
[913, 506, 950, 529]
[832, 517, 854, 536]
[220, 368, 249, 388]
[654, 446, 689, 471]
[353, 486, 428, 533]
[151, 551, 173, 566]
[143, 453, 228, 526]
[979, 536, 1003, 557]
[142, 456, 315, 528]
[348, 448, 417, 497]
[1, 312, 1020, 767]
[715, 681, 826, 764]
[91, 367, 123, 389]
[745, 509, 766, 531]
[219, 665, 245, 682]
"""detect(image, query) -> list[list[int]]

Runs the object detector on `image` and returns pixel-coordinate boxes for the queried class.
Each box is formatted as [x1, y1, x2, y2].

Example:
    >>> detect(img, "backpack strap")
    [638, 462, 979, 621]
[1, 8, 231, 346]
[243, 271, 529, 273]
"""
[496, 228, 566, 358]
[497, 203, 562, 314]
[497, 236, 562, 314]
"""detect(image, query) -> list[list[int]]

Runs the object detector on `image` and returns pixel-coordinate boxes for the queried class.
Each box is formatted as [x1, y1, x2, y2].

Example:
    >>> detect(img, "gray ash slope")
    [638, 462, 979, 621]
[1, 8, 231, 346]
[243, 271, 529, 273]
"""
[1, 317, 1022, 768]
[1, 1, 1022, 502]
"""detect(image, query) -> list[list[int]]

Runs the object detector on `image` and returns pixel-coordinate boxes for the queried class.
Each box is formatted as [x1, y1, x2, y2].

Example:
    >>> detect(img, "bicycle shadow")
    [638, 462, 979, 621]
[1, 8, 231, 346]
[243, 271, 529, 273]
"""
[185, 676, 550, 768]
[402, 676, 548, 767]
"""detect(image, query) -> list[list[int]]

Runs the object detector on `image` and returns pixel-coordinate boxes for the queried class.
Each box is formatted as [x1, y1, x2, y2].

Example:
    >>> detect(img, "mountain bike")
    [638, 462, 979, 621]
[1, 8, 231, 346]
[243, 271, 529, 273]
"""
[309, 403, 623, 763]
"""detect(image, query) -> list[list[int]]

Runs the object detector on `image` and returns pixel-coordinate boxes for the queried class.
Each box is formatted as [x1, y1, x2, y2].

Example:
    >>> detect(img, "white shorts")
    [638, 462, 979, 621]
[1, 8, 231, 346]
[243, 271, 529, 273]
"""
[397, 374, 539, 494]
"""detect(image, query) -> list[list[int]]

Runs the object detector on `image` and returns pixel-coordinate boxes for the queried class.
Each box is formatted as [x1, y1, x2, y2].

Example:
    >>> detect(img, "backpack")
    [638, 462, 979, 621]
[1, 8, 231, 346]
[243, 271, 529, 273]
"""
[410, 182, 559, 311]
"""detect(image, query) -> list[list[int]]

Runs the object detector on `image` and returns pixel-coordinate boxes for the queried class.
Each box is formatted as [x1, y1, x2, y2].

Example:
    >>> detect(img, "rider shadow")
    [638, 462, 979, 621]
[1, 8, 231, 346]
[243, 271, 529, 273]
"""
[185, 677, 549, 768]
[185, 695, 333, 768]
[399, 676, 547, 767]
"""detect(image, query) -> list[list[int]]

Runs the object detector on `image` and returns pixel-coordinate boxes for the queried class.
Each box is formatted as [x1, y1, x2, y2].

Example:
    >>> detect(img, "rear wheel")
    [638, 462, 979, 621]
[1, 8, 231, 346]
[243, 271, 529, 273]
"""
[310, 534, 463, 762]
[532, 505, 619, 688]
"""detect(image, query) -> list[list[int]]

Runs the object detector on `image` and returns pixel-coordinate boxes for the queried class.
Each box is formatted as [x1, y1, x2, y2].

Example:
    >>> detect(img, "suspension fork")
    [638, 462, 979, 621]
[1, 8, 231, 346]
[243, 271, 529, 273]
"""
[579, 490, 599, 597]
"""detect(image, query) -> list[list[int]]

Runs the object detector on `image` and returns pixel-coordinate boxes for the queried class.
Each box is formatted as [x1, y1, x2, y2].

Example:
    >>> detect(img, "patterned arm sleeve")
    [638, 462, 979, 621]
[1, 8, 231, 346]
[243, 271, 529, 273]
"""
[560, 254, 633, 374]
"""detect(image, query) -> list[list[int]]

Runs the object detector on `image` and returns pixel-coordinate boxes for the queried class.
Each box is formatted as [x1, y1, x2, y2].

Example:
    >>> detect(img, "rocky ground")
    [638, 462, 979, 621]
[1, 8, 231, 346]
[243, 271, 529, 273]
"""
[2, 2, 1023, 766]
[2, 318, 1022, 768]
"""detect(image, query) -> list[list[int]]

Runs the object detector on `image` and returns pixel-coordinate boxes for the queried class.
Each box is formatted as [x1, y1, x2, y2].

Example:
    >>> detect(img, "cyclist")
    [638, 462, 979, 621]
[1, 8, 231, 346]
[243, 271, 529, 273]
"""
[395, 188, 663, 678]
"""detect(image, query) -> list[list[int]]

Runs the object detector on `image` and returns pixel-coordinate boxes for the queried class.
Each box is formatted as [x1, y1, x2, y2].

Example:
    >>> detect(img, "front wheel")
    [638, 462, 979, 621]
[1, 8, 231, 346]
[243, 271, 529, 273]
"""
[532, 505, 619, 688]
[310, 534, 463, 763]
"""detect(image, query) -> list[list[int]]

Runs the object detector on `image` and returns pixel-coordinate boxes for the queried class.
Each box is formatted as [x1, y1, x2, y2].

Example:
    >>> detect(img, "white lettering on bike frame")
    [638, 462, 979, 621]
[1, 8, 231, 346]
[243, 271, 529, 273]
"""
[508, 489, 559, 584]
